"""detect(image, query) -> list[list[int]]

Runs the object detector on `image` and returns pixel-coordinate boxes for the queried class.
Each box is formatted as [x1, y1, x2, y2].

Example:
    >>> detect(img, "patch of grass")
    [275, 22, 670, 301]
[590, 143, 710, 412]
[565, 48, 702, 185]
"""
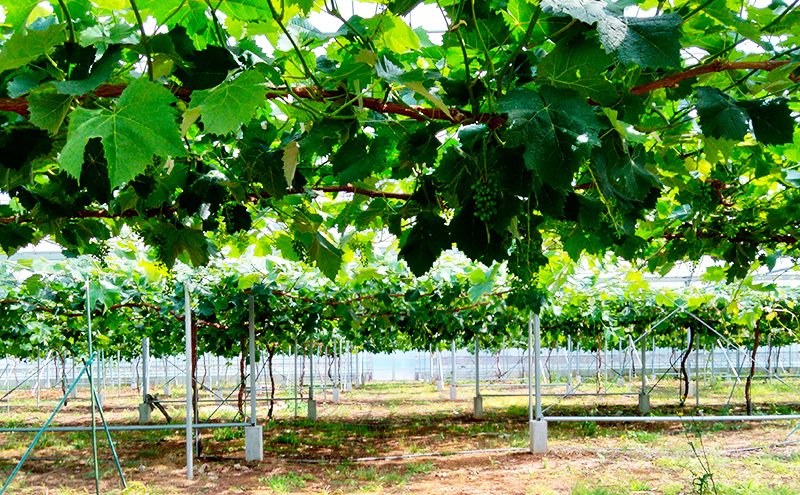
[406, 460, 434, 474]
[625, 429, 657, 443]
[211, 427, 244, 441]
[258, 472, 310, 492]
[571, 483, 627, 495]
[273, 430, 299, 445]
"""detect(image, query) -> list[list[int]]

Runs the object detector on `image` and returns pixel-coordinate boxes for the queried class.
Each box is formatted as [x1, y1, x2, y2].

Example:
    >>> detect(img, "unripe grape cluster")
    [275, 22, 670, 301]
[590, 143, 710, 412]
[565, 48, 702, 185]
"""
[471, 178, 501, 223]
[291, 238, 308, 262]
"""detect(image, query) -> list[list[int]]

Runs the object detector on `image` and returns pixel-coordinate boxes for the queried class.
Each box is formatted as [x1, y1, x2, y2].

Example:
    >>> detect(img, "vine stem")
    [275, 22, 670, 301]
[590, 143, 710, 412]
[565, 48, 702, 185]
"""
[56, 0, 75, 44]
[266, 0, 322, 88]
[129, 0, 154, 81]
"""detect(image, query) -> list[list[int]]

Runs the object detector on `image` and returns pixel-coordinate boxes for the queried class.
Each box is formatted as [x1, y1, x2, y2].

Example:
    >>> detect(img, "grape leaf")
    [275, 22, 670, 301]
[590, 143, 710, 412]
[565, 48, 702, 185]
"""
[739, 98, 795, 145]
[0, 224, 36, 255]
[27, 85, 74, 135]
[497, 86, 601, 190]
[537, 38, 617, 106]
[148, 222, 210, 269]
[309, 232, 343, 280]
[187, 69, 267, 135]
[2, 1, 41, 29]
[53, 45, 123, 96]
[0, 24, 67, 72]
[696, 86, 749, 141]
[399, 212, 451, 276]
[60, 78, 186, 188]
[599, 14, 683, 69]
[542, 0, 682, 69]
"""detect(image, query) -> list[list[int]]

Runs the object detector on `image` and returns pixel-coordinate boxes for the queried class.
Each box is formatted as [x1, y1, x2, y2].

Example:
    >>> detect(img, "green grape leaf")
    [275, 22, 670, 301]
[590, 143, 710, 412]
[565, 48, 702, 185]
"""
[7, 71, 48, 98]
[739, 98, 795, 145]
[2, 1, 41, 29]
[599, 14, 682, 69]
[0, 24, 67, 72]
[53, 45, 123, 96]
[187, 69, 267, 135]
[696, 86, 749, 141]
[0, 224, 36, 255]
[149, 222, 210, 269]
[27, 86, 74, 135]
[60, 78, 186, 188]
[309, 232, 343, 280]
[537, 38, 618, 106]
[497, 86, 601, 190]
[542, 0, 681, 69]
[331, 133, 391, 184]
[399, 212, 451, 276]
[388, 0, 424, 16]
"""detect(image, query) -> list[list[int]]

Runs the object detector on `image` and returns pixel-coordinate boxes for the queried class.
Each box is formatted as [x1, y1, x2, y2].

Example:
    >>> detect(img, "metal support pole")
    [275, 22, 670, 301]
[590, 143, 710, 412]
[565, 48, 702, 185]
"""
[451, 341, 456, 386]
[696, 329, 700, 407]
[117, 350, 121, 397]
[184, 284, 193, 480]
[567, 336, 573, 391]
[527, 313, 533, 423]
[142, 338, 150, 401]
[248, 295, 257, 424]
[87, 281, 100, 494]
[641, 335, 647, 394]
[534, 314, 542, 421]
[309, 342, 314, 400]
[294, 337, 298, 418]
[475, 336, 480, 397]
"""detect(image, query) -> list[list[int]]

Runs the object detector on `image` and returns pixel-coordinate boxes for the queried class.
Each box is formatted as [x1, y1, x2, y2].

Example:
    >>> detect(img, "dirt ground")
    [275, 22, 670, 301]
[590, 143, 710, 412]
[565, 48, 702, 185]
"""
[2, 379, 800, 494]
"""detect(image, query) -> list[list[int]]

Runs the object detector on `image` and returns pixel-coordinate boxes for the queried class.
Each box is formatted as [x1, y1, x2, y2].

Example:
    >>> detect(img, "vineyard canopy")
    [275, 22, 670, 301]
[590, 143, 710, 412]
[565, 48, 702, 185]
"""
[0, 0, 799, 287]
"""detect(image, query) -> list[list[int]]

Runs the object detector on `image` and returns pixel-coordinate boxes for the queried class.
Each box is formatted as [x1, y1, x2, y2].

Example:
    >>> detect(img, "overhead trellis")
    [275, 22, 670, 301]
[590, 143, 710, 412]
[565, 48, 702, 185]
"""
[0, 0, 798, 290]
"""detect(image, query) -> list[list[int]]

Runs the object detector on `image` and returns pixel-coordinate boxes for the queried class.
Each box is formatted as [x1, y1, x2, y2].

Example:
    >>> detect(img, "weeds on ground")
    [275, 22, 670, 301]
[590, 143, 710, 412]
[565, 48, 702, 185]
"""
[258, 472, 311, 492]
[683, 422, 718, 495]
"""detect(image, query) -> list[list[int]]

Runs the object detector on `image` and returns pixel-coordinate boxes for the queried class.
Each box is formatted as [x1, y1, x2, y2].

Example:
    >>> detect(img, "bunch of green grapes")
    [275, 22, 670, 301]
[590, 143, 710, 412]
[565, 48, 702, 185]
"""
[90, 241, 110, 268]
[471, 178, 501, 223]
[291, 237, 308, 262]
[134, 226, 170, 267]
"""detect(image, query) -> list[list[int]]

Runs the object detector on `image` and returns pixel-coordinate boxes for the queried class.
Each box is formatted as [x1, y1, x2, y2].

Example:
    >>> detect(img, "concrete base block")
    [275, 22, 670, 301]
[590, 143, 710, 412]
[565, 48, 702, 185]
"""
[450, 386, 457, 400]
[163, 384, 170, 396]
[96, 393, 104, 408]
[70, 387, 77, 399]
[638, 393, 651, 414]
[307, 399, 317, 421]
[686, 382, 695, 398]
[244, 425, 263, 461]
[436, 379, 443, 392]
[650, 374, 656, 383]
[473, 396, 483, 419]
[345, 382, 352, 392]
[138, 403, 151, 424]
[530, 420, 548, 453]
[332, 388, 340, 403]
[616, 378, 625, 388]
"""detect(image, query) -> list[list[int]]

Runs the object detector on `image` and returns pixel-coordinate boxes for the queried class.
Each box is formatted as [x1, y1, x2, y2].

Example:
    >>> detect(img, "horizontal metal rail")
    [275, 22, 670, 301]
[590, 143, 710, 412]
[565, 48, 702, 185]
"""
[543, 415, 800, 422]
[0, 423, 251, 433]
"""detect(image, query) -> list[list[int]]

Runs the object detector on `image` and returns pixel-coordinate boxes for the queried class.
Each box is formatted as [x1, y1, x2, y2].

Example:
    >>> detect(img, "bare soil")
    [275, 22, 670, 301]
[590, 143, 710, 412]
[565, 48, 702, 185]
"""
[2, 379, 800, 494]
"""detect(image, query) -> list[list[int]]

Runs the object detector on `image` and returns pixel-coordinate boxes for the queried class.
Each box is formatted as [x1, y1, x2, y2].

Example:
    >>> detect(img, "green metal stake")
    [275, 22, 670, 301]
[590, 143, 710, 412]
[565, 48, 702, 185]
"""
[90, 381, 127, 488]
[0, 353, 96, 494]
[87, 280, 100, 494]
